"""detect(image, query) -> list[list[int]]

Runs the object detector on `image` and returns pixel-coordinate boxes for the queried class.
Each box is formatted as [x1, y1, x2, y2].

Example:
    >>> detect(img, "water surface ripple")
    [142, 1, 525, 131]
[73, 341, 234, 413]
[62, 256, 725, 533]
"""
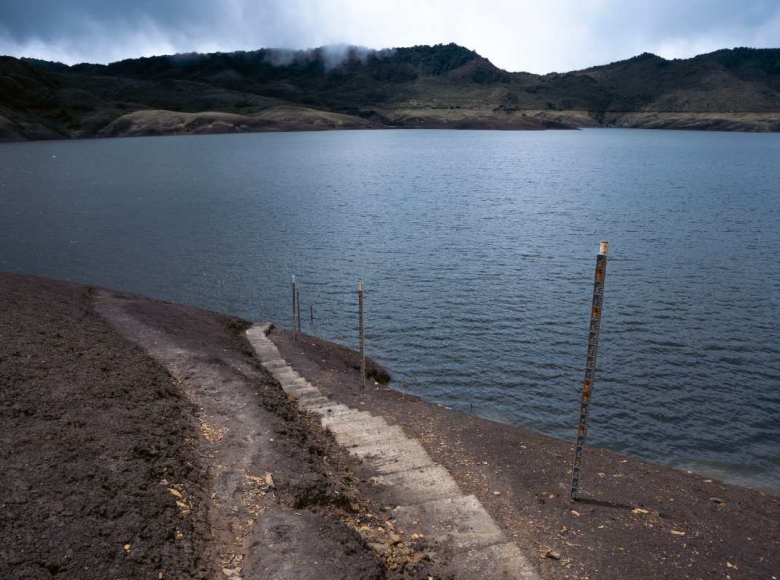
[2, 129, 779, 492]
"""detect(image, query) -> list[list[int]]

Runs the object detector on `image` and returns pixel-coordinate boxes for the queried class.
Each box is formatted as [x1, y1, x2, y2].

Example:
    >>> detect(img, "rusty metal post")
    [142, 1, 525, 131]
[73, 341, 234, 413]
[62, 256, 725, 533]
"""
[358, 280, 365, 390]
[292, 275, 298, 341]
[571, 241, 609, 501]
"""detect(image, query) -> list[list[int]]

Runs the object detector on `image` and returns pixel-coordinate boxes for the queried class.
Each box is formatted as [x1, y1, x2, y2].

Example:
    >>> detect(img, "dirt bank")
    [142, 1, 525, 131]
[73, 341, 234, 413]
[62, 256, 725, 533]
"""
[97, 106, 381, 139]
[0, 273, 441, 579]
[0, 273, 212, 579]
[271, 329, 780, 580]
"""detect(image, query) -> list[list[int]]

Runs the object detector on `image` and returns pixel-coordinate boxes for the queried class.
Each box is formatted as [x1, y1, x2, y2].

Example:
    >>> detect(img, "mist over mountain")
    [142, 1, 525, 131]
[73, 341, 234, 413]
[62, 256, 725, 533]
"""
[2, 43, 780, 141]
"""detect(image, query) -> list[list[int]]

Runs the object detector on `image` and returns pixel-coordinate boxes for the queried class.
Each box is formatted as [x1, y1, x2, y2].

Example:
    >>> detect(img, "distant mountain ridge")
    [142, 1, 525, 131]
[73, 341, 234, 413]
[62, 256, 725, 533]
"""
[2, 43, 780, 141]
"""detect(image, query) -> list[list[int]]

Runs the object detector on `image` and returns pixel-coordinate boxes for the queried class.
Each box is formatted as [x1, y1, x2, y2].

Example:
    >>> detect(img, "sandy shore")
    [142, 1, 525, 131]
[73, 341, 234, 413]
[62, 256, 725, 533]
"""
[1, 272, 778, 579]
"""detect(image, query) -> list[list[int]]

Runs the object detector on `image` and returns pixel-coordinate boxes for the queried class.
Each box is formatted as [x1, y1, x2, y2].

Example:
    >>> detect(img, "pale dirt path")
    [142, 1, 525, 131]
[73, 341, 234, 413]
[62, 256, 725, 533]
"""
[96, 291, 279, 578]
[95, 292, 383, 580]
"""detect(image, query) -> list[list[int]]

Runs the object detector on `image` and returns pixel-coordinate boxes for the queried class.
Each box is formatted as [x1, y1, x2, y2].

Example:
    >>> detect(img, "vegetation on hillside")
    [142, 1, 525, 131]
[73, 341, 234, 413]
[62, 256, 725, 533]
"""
[2, 43, 780, 141]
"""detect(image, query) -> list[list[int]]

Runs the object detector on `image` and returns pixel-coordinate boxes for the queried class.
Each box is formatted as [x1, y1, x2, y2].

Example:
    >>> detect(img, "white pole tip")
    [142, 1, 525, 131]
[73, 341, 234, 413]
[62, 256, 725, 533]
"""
[599, 241, 609, 256]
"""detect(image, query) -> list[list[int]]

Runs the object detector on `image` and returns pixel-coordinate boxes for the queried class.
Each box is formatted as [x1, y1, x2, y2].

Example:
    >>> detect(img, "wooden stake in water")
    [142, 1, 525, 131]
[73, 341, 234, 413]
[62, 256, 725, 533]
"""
[292, 275, 298, 341]
[310, 302, 314, 330]
[295, 283, 302, 335]
[358, 280, 366, 390]
[571, 241, 609, 501]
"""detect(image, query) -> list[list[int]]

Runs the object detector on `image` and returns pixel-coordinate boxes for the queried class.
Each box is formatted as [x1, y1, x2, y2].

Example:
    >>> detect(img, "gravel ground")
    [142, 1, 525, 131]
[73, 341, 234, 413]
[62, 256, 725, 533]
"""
[271, 328, 780, 580]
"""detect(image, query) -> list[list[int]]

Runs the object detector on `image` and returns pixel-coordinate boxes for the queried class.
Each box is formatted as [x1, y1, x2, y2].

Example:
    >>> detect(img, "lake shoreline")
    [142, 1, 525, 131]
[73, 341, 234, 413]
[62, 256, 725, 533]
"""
[3, 127, 779, 514]
[271, 327, 780, 579]
[2, 271, 778, 579]
[4, 108, 780, 143]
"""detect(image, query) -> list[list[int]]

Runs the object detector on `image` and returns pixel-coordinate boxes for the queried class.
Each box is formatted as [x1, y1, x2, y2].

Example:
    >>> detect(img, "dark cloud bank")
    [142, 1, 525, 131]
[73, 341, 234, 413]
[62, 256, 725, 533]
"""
[1, 0, 779, 72]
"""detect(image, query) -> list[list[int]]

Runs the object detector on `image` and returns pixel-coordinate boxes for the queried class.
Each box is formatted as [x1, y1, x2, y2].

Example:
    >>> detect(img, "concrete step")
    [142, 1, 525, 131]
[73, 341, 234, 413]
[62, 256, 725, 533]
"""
[299, 396, 331, 409]
[296, 390, 327, 403]
[447, 543, 538, 580]
[350, 438, 428, 460]
[254, 350, 280, 363]
[361, 447, 435, 475]
[245, 326, 278, 363]
[325, 416, 389, 435]
[272, 368, 301, 381]
[281, 379, 315, 394]
[371, 464, 461, 506]
[279, 377, 305, 389]
[245, 326, 267, 338]
[393, 495, 506, 550]
[280, 383, 312, 396]
[320, 410, 375, 428]
[324, 413, 389, 433]
[244, 323, 539, 580]
[334, 425, 406, 448]
[248, 342, 277, 354]
[309, 403, 354, 417]
[264, 359, 288, 369]
[288, 387, 321, 400]
[277, 375, 308, 388]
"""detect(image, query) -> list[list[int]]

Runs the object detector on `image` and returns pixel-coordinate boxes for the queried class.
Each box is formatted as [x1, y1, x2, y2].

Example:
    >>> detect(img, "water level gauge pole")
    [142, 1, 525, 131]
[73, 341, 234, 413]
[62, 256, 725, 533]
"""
[571, 241, 609, 501]
[296, 283, 302, 335]
[292, 275, 298, 341]
[358, 280, 366, 390]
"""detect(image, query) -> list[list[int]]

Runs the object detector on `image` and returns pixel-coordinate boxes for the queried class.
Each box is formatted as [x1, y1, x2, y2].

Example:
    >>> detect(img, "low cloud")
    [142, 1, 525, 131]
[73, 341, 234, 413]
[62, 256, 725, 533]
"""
[1, 0, 779, 73]
[262, 45, 395, 69]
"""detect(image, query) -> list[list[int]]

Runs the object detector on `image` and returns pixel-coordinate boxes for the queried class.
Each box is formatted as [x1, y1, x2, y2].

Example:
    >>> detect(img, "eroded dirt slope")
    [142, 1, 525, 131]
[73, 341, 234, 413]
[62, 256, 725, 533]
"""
[0, 273, 389, 580]
[0, 273, 212, 579]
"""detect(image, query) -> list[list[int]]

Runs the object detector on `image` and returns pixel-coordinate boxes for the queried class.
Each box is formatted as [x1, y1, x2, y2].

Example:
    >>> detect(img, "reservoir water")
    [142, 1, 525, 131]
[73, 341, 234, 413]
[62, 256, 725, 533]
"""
[2, 128, 779, 492]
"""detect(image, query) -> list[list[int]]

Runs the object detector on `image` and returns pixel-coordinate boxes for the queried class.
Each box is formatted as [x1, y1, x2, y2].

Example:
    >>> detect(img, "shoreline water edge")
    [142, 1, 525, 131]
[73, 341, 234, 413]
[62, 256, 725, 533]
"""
[2, 271, 779, 579]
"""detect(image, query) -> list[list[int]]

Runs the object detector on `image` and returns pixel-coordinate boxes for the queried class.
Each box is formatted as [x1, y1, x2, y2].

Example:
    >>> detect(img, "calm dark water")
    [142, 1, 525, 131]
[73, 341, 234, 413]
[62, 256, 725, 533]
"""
[2, 129, 779, 492]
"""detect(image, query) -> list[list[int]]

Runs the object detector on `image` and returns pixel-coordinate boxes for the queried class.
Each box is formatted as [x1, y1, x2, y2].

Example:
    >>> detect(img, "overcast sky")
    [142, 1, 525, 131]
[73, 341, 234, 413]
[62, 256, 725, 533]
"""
[1, 0, 779, 73]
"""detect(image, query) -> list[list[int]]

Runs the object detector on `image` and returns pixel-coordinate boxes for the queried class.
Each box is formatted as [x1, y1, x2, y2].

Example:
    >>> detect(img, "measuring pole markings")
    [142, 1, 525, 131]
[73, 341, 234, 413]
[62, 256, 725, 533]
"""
[358, 280, 365, 390]
[571, 241, 609, 501]
[296, 283, 302, 334]
[292, 275, 298, 340]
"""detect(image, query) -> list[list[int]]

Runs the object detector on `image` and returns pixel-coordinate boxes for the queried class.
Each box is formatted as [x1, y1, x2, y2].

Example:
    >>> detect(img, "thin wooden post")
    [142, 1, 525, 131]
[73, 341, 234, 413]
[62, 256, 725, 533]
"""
[295, 283, 302, 335]
[292, 275, 298, 341]
[571, 241, 609, 501]
[310, 302, 314, 330]
[358, 280, 365, 390]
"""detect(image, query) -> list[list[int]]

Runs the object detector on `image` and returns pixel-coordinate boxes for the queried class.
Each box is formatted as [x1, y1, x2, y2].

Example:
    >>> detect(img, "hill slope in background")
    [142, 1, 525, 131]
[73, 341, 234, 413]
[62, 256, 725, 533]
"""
[2, 43, 780, 141]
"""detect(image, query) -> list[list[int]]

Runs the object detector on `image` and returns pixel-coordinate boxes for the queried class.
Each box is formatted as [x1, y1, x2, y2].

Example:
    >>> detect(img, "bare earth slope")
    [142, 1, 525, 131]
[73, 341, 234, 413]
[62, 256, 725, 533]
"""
[0, 272, 447, 580]
[0, 274, 213, 579]
[0, 273, 388, 580]
[97, 106, 380, 138]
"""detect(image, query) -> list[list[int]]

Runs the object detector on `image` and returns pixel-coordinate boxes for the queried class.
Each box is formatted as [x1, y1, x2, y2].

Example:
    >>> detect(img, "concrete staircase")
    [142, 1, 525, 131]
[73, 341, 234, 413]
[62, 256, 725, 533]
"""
[246, 324, 538, 579]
